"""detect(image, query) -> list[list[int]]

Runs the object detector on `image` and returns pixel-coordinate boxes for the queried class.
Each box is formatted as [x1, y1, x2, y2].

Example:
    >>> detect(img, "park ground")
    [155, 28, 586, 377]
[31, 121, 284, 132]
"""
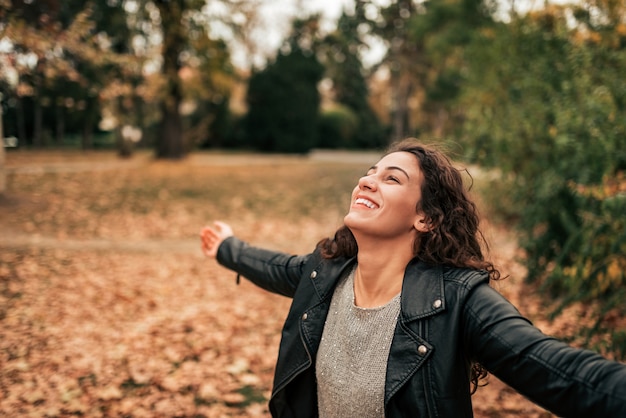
[0, 149, 575, 417]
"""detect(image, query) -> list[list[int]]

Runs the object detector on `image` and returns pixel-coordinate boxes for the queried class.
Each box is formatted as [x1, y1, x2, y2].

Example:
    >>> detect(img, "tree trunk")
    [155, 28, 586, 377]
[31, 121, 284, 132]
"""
[33, 89, 42, 147]
[155, 0, 186, 159]
[82, 97, 95, 150]
[55, 98, 65, 146]
[16, 96, 26, 147]
[133, 91, 145, 147]
[390, 72, 413, 140]
[157, 97, 184, 159]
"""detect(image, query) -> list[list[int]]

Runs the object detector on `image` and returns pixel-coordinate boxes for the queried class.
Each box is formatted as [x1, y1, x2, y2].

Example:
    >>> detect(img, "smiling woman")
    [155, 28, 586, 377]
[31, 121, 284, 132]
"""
[200, 138, 626, 418]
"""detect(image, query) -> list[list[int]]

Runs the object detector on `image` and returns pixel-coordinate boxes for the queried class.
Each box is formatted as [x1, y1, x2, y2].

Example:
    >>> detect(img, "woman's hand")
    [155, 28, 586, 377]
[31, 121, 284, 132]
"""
[200, 221, 234, 258]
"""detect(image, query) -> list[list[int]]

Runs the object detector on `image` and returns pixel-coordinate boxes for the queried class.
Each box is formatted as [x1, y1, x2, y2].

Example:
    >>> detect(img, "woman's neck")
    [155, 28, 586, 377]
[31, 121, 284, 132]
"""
[353, 240, 414, 308]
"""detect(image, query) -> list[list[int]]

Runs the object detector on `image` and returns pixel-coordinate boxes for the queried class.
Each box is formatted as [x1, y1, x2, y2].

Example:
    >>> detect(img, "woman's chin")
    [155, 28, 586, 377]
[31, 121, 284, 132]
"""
[343, 213, 361, 230]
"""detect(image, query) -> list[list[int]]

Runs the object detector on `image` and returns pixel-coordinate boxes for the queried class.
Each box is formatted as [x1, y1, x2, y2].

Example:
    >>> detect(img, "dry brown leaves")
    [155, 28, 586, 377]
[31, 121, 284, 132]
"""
[0, 150, 565, 417]
[0, 246, 292, 417]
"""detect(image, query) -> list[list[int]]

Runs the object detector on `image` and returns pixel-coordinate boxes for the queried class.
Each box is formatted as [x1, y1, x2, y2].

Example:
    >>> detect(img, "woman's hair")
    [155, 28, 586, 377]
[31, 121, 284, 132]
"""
[317, 138, 500, 392]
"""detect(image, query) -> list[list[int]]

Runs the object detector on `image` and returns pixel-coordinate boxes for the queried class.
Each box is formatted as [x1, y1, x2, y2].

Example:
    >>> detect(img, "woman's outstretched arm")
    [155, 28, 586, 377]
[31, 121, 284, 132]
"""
[200, 221, 312, 298]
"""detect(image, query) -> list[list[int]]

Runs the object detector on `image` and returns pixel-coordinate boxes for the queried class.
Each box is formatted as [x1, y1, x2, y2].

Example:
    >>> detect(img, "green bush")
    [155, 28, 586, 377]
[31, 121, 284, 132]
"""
[317, 105, 359, 149]
[461, 8, 626, 357]
[543, 176, 626, 357]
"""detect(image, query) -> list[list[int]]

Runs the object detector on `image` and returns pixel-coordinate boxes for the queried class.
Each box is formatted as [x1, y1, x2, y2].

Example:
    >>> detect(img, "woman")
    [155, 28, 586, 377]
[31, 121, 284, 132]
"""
[200, 139, 626, 417]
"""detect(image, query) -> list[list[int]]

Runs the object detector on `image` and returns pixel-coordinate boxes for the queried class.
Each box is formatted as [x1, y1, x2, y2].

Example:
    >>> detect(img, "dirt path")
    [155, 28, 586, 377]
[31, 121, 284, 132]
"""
[0, 232, 199, 254]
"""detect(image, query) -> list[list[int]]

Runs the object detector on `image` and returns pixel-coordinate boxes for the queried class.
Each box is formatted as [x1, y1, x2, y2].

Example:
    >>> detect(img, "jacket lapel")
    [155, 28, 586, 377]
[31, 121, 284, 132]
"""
[299, 255, 356, 356]
[385, 260, 446, 401]
[309, 256, 355, 302]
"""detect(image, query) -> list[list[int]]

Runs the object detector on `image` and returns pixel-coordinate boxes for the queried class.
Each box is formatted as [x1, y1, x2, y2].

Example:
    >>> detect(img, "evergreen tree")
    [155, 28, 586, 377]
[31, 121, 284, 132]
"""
[320, 3, 385, 149]
[244, 17, 324, 153]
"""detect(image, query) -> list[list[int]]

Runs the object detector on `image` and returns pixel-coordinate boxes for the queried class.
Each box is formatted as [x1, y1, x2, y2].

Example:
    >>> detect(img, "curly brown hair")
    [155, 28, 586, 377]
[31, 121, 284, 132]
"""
[317, 138, 500, 393]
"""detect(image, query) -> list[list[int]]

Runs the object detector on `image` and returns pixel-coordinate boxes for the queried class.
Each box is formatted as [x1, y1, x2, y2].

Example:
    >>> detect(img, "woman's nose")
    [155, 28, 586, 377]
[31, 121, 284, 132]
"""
[358, 176, 377, 191]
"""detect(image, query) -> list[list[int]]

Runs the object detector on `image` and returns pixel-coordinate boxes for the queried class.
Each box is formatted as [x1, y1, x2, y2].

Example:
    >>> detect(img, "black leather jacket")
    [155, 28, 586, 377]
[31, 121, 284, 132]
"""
[217, 236, 626, 417]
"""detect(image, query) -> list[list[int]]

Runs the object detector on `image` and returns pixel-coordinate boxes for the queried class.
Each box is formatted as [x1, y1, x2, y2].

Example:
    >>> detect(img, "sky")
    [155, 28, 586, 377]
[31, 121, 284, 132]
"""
[230, 0, 361, 69]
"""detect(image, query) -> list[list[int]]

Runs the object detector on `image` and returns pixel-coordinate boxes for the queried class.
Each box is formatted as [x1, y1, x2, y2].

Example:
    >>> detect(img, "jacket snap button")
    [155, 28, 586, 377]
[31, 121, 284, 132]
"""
[310, 271, 317, 279]
[417, 345, 428, 356]
[433, 299, 442, 309]
[302, 313, 308, 321]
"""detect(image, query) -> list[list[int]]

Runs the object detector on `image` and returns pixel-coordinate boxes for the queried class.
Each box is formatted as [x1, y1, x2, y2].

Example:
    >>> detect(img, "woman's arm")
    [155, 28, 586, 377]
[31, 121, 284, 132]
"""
[464, 283, 626, 417]
[201, 222, 311, 298]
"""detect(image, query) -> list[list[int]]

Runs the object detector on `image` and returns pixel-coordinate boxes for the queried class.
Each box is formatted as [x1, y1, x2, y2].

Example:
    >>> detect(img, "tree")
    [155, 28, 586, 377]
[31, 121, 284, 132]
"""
[244, 17, 324, 153]
[153, 0, 192, 158]
[318, 2, 386, 149]
[183, 36, 236, 149]
[371, 0, 496, 140]
[1, 1, 142, 150]
[373, 0, 424, 140]
[151, 0, 260, 158]
[2, 0, 75, 147]
[1, 0, 252, 157]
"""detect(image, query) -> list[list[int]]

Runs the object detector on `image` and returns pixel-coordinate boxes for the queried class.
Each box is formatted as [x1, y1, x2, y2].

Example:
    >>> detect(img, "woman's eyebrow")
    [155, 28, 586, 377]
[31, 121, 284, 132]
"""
[367, 165, 410, 179]
[386, 166, 410, 179]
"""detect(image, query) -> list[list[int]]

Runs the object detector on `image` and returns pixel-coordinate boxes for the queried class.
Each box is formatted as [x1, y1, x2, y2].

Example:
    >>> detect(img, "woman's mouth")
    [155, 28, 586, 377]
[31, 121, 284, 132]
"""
[354, 197, 379, 209]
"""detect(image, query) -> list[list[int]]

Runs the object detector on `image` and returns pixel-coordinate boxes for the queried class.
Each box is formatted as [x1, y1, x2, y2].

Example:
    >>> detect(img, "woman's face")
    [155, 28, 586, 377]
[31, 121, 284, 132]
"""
[344, 151, 427, 239]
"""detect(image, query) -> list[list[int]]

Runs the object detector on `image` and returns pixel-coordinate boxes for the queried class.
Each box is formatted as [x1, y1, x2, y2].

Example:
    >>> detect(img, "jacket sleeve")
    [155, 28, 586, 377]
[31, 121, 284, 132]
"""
[463, 282, 626, 418]
[216, 236, 312, 298]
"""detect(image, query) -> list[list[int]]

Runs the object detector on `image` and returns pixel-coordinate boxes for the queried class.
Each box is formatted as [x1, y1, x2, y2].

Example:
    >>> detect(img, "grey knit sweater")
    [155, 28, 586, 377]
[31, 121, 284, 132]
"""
[316, 268, 401, 417]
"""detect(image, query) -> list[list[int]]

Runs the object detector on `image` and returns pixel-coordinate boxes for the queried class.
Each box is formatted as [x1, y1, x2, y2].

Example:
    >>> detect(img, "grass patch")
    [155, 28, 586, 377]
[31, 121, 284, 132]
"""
[235, 385, 266, 406]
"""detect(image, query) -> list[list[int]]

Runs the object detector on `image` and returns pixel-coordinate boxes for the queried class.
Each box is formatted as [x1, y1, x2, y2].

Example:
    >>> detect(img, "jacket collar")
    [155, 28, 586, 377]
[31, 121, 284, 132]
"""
[401, 259, 446, 321]
[309, 253, 445, 320]
[309, 254, 355, 302]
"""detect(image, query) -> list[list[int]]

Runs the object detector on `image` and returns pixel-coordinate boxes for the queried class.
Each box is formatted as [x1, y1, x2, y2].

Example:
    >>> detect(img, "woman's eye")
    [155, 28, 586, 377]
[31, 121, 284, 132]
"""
[387, 176, 400, 183]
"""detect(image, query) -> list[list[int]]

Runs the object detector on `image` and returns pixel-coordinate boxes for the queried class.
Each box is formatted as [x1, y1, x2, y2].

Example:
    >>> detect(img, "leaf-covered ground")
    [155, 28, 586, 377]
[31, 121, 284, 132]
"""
[0, 150, 579, 417]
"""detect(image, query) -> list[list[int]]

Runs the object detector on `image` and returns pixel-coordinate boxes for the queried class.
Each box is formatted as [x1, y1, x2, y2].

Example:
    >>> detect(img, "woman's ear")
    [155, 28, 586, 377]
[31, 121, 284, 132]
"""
[414, 214, 431, 233]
